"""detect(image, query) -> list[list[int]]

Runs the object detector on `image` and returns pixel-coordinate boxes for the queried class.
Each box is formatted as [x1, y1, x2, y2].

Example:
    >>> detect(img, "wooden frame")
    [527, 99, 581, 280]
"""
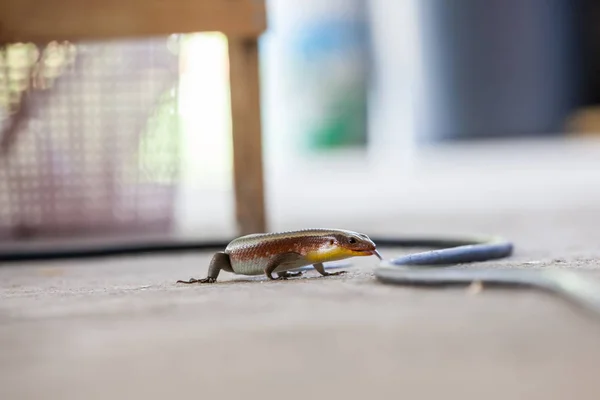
[0, 0, 266, 41]
[0, 0, 268, 235]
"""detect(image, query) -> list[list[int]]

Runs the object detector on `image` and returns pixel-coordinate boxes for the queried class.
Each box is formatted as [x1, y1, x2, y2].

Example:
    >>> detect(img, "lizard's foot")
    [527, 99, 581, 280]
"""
[176, 277, 216, 284]
[322, 270, 347, 277]
[277, 271, 303, 279]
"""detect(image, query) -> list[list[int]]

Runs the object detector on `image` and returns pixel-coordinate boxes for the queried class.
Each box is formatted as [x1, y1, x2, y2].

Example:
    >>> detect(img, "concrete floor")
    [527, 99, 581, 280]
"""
[2, 139, 600, 400]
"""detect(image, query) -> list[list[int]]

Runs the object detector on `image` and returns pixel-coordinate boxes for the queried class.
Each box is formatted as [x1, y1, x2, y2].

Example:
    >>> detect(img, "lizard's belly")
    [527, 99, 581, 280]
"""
[229, 255, 310, 276]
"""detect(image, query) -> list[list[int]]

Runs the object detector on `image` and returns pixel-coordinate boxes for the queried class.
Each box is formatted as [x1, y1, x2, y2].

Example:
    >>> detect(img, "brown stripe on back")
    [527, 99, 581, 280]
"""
[226, 230, 340, 261]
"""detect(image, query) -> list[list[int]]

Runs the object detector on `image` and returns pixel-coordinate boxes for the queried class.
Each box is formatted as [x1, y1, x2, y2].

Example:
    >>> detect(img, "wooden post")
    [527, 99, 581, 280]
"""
[227, 36, 267, 235]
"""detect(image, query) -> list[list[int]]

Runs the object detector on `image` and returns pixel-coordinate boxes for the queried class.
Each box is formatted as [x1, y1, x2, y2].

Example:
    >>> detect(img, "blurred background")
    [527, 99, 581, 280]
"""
[1, 0, 600, 251]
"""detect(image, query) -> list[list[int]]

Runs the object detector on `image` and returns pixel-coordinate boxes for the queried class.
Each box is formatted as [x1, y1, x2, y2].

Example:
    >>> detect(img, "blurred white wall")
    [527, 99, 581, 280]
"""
[171, 2, 600, 240]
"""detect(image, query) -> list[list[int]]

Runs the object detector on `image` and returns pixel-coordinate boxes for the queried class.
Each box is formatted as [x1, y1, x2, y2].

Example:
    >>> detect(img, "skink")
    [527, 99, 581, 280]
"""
[177, 228, 383, 284]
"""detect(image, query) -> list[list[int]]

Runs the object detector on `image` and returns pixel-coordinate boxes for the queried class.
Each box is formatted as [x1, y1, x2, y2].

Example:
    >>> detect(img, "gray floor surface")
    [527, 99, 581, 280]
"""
[2, 206, 600, 400]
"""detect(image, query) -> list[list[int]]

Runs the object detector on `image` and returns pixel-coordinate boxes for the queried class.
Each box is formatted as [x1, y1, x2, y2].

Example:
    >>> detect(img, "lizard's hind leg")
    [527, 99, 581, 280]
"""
[177, 252, 232, 284]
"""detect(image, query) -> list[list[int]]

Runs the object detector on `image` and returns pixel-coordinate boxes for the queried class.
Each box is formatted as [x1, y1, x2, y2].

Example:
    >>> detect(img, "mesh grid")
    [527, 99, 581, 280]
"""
[0, 37, 181, 241]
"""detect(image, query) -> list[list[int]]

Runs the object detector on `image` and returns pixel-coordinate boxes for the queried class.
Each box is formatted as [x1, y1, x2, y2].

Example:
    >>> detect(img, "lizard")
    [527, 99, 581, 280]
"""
[176, 228, 383, 284]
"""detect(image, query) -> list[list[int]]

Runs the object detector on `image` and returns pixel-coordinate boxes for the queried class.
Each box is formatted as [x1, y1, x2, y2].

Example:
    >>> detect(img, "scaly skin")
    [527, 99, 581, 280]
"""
[176, 228, 383, 284]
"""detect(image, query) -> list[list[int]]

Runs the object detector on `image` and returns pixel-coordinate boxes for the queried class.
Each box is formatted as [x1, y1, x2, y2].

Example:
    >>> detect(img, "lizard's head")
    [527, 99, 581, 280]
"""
[306, 230, 383, 263]
[336, 231, 382, 259]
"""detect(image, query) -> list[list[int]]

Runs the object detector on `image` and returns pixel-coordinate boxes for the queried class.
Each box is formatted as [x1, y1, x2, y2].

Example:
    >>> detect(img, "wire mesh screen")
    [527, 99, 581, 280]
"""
[0, 37, 181, 241]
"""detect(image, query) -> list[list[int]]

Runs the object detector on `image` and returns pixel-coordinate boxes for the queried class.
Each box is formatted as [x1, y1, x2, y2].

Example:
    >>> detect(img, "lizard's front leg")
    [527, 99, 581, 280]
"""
[264, 252, 304, 280]
[177, 252, 231, 284]
[313, 262, 346, 277]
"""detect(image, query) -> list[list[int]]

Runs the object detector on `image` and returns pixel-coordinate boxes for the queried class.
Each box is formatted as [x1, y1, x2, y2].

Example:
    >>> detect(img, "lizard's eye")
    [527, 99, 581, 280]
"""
[348, 237, 357, 244]
[329, 239, 335, 245]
